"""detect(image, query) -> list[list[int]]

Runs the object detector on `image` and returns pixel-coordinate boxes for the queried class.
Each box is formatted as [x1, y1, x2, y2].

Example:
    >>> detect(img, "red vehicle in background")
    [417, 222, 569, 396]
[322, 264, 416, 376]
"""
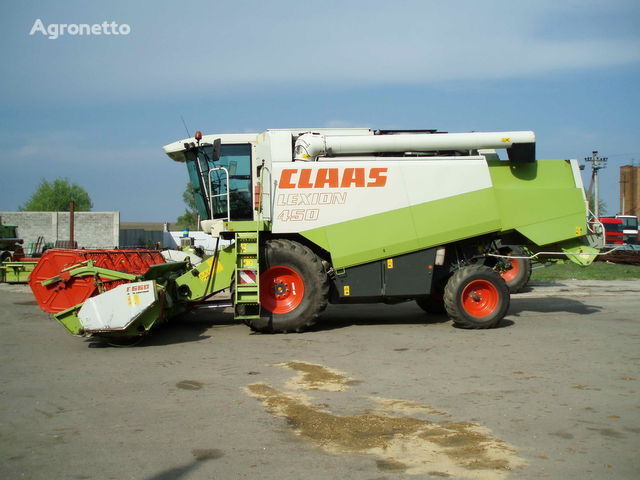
[616, 215, 639, 245]
[598, 217, 624, 245]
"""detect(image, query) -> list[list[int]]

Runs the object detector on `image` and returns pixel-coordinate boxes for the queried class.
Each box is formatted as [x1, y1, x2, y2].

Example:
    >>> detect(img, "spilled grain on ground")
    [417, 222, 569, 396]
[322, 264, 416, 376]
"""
[246, 362, 526, 479]
[275, 361, 352, 391]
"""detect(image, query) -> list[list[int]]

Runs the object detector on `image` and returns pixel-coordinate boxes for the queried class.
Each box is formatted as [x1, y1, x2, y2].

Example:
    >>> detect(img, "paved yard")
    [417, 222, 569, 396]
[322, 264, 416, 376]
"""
[1, 281, 639, 480]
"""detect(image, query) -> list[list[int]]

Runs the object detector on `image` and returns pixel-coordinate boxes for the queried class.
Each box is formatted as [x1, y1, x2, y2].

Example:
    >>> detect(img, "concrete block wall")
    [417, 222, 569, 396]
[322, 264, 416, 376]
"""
[0, 212, 120, 249]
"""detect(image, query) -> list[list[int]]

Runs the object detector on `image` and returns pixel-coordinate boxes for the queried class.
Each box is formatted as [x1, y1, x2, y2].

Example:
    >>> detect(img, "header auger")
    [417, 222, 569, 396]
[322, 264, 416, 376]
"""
[30, 128, 601, 341]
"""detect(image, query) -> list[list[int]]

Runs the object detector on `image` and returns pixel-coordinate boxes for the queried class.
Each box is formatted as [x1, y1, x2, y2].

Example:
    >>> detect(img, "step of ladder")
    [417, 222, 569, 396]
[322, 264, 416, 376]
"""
[234, 231, 260, 320]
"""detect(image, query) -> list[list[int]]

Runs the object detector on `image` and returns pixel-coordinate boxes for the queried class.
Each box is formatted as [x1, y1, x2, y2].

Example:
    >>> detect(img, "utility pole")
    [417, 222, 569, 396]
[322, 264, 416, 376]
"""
[585, 150, 607, 218]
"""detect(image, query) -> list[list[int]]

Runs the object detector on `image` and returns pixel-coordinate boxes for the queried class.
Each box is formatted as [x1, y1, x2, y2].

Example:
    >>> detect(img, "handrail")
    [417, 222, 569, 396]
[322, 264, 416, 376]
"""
[258, 165, 272, 221]
[208, 167, 230, 222]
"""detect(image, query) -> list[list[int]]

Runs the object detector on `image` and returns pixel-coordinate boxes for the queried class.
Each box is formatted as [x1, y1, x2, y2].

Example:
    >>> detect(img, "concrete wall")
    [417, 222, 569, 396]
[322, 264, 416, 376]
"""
[0, 211, 120, 249]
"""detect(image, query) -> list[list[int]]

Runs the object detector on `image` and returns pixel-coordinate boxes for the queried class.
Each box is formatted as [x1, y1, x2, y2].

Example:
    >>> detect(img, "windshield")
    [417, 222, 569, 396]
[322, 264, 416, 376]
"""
[620, 217, 638, 229]
[186, 143, 253, 221]
[602, 221, 623, 233]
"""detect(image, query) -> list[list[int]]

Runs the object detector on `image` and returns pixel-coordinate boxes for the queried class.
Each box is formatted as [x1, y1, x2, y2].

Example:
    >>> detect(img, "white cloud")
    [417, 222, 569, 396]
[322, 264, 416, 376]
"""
[3, 1, 639, 103]
[0, 133, 186, 220]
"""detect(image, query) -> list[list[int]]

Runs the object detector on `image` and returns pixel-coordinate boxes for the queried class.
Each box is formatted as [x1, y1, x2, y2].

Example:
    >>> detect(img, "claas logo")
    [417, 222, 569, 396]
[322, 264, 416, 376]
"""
[279, 167, 388, 189]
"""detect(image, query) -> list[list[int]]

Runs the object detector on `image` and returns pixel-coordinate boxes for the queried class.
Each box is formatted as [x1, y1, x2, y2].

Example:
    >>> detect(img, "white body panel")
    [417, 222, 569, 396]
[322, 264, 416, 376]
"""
[270, 156, 492, 232]
[163, 128, 373, 163]
[163, 133, 258, 162]
[78, 280, 157, 332]
[161, 249, 203, 266]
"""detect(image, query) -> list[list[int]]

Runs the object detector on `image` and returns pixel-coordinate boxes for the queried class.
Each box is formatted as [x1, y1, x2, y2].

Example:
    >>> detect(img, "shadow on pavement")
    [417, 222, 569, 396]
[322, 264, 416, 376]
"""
[86, 307, 239, 348]
[509, 296, 602, 316]
[143, 460, 201, 480]
[311, 303, 514, 331]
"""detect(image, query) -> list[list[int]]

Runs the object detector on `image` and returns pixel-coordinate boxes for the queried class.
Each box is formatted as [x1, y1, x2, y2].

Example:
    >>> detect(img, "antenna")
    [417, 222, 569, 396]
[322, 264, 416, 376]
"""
[180, 115, 191, 137]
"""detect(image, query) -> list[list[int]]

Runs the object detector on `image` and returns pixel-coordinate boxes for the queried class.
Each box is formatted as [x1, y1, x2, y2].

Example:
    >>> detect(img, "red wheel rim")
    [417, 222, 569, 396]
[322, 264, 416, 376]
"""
[260, 266, 305, 314]
[461, 279, 499, 317]
[500, 258, 520, 283]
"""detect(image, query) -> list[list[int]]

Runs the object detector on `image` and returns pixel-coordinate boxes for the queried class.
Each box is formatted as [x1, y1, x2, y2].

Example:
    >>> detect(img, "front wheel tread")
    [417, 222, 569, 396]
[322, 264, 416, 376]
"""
[444, 265, 510, 329]
[247, 239, 328, 334]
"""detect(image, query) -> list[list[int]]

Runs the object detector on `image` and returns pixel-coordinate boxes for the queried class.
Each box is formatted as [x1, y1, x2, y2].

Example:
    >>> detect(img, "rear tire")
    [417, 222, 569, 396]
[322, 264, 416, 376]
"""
[497, 246, 532, 294]
[246, 239, 328, 333]
[444, 265, 509, 329]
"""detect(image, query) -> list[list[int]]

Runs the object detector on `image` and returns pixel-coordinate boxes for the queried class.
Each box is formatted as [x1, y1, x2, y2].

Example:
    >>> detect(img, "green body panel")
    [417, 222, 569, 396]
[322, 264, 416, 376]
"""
[303, 189, 501, 269]
[225, 220, 270, 233]
[53, 306, 84, 335]
[559, 241, 599, 266]
[301, 160, 588, 269]
[174, 244, 236, 300]
[526, 237, 599, 266]
[488, 160, 587, 245]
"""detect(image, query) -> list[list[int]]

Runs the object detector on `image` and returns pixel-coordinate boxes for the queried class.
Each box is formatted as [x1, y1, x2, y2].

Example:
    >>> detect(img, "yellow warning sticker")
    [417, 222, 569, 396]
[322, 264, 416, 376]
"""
[127, 294, 140, 306]
[575, 226, 584, 236]
[343, 285, 350, 296]
[386, 259, 394, 269]
[501, 137, 510, 143]
[242, 258, 255, 267]
[198, 257, 224, 281]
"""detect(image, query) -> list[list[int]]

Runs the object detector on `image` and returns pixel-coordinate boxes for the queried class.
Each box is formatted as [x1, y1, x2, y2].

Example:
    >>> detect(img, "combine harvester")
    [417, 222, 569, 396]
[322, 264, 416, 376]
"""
[30, 128, 602, 341]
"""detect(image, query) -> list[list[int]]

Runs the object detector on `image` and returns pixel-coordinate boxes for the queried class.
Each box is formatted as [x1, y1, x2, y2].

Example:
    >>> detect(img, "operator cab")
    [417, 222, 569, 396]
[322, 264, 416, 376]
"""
[164, 133, 257, 223]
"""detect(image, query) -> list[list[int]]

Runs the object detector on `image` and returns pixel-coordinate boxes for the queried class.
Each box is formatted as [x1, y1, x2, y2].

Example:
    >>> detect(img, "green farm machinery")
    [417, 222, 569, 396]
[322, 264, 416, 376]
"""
[29, 128, 601, 340]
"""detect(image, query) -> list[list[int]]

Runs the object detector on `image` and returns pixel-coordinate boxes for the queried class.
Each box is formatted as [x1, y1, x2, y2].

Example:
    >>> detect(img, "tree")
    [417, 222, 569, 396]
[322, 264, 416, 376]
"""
[20, 178, 92, 211]
[176, 182, 198, 229]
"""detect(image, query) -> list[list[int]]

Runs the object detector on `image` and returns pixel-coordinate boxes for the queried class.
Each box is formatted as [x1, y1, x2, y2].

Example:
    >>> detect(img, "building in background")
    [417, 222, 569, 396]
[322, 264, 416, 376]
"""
[620, 165, 640, 217]
[0, 211, 119, 250]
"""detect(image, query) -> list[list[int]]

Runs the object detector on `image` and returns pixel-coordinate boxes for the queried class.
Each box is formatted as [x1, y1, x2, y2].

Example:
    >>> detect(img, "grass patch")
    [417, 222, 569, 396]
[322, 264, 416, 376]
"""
[531, 261, 640, 281]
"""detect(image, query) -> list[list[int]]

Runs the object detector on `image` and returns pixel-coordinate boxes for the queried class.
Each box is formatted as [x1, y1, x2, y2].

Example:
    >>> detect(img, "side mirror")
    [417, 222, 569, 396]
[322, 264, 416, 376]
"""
[213, 138, 222, 162]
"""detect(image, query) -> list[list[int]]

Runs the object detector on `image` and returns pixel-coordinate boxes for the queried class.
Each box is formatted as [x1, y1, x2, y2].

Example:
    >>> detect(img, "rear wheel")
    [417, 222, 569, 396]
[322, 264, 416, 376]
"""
[245, 239, 329, 333]
[444, 265, 509, 329]
[497, 246, 532, 294]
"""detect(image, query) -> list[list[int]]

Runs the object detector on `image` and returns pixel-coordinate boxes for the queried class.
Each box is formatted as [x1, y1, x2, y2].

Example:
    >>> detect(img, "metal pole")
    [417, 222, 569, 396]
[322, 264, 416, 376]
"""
[594, 155, 600, 218]
[585, 150, 607, 217]
[69, 201, 75, 248]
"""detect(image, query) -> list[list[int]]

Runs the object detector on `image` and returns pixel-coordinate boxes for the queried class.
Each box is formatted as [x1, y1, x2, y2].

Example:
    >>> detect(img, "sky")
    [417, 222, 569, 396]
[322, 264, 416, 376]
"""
[1, 0, 639, 221]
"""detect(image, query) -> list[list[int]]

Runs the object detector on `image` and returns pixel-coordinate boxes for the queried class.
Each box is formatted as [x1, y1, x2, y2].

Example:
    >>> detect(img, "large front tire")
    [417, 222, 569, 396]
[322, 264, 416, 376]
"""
[246, 239, 328, 333]
[444, 265, 510, 329]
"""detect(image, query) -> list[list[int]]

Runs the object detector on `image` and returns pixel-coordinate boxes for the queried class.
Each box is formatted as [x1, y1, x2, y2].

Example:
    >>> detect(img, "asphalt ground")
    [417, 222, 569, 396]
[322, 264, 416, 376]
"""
[1, 280, 639, 480]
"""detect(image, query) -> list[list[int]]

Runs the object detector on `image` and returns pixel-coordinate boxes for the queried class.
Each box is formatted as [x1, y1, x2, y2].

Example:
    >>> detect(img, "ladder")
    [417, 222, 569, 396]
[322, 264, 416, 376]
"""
[233, 231, 260, 321]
